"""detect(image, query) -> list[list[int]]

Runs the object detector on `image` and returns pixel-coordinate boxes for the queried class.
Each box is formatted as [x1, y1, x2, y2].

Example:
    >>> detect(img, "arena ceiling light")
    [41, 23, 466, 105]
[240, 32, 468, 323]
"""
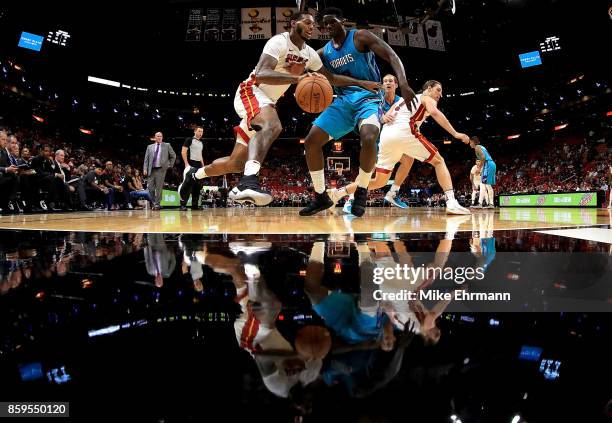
[79, 128, 93, 135]
[32, 114, 44, 123]
[507, 134, 521, 139]
[554, 123, 568, 131]
[87, 76, 120, 88]
[488, 87, 499, 92]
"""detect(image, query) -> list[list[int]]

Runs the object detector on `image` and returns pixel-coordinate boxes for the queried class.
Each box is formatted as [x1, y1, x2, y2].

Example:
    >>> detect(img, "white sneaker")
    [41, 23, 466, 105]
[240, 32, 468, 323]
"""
[384, 191, 408, 209]
[446, 199, 471, 215]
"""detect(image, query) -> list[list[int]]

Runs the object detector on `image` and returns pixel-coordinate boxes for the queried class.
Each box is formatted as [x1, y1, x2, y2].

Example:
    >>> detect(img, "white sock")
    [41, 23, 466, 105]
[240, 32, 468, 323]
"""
[195, 167, 207, 180]
[310, 170, 325, 194]
[445, 190, 455, 202]
[309, 241, 325, 264]
[244, 160, 261, 176]
[486, 185, 494, 206]
[478, 184, 486, 205]
[348, 193, 355, 201]
[389, 184, 400, 194]
[471, 190, 477, 204]
[356, 168, 372, 189]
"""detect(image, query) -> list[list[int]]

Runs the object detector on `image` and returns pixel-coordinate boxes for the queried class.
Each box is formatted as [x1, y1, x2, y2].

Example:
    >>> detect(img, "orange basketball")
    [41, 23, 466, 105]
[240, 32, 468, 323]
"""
[295, 325, 332, 360]
[295, 73, 333, 114]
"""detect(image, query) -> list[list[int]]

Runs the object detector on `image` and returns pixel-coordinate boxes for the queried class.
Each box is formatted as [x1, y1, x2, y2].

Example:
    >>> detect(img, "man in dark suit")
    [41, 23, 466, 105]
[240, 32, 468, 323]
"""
[7, 135, 41, 212]
[30, 144, 61, 211]
[143, 131, 176, 210]
[0, 130, 19, 213]
[51, 149, 74, 210]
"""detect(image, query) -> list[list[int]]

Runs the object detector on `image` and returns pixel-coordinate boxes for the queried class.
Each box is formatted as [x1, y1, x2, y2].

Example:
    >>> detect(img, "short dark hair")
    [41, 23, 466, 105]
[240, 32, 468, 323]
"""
[290, 11, 313, 23]
[317, 7, 343, 23]
[195, 126, 203, 131]
[471, 136, 481, 144]
[421, 80, 442, 92]
[383, 74, 398, 85]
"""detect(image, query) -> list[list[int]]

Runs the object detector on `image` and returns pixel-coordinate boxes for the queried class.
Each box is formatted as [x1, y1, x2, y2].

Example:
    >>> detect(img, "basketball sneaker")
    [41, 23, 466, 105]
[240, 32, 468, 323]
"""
[229, 175, 272, 206]
[384, 191, 408, 209]
[446, 199, 471, 215]
[351, 187, 368, 217]
[299, 191, 334, 216]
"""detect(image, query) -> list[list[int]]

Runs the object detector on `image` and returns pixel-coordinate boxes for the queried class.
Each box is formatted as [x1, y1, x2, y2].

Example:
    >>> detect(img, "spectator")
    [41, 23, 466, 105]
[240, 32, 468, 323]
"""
[77, 165, 113, 211]
[0, 130, 19, 213]
[126, 166, 153, 208]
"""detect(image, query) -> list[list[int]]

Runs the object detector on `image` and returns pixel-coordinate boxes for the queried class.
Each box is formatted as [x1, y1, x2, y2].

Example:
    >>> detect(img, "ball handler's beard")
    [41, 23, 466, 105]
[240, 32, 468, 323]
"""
[295, 25, 309, 42]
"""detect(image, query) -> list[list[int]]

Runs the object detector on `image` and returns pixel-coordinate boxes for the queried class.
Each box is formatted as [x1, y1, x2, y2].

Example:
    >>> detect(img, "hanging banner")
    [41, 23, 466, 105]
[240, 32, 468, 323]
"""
[185, 8, 202, 42]
[369, 26, 384, 40]
[406, 17, 426, 49]
[387, 28, 406, 47]
[275, 7, 297, 35]
[204, 8, 221, 41]
[222, 8, 239, 41]
[241, 7, 272, 40]
[309, 7, 331, 41]
[425, 20, 445, 51]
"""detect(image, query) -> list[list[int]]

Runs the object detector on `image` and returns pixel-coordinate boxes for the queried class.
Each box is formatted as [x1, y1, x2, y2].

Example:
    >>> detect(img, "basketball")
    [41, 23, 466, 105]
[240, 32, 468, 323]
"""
[295, 73, 333, 114]
[294, 325, 332, 360]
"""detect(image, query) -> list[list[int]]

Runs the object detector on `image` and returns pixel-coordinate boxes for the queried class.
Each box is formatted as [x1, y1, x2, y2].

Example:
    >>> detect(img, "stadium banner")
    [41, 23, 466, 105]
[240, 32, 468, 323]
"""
[369, 26, 384, 40]
[387, 28, 407, 46]
[275, 7, 297, 35]
[204, 8, 221, 41]
[185, 8, 203, 42]
[425, 20, 445, 51]
[499, 191, 598, 208]
[241, 7, 272, 40]
[406, 17, 426, 48]
[221, 8, 239, 41]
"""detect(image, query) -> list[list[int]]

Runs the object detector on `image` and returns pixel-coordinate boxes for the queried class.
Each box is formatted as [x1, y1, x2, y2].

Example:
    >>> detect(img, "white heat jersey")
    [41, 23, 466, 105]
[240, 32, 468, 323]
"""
[471, 165, 481, 186]
[246, 32, 323, 103]
[384, 94, 429, 134]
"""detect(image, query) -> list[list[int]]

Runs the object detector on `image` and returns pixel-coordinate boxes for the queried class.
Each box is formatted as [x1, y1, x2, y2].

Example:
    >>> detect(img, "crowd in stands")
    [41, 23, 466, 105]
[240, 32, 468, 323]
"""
[2, 122, 609, 214]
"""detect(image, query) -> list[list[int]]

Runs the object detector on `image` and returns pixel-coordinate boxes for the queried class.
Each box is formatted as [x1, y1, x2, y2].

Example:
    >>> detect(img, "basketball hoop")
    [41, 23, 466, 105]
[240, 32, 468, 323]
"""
[334, 162, 344, 176]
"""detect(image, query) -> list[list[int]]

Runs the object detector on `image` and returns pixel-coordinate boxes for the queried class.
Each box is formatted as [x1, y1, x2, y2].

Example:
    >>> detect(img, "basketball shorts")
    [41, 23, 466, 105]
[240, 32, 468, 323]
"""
[313, 89, 382, 140]
[233, 76, 276, 130]
[481, 160, 497, 185]
[374, 125, 438, 173]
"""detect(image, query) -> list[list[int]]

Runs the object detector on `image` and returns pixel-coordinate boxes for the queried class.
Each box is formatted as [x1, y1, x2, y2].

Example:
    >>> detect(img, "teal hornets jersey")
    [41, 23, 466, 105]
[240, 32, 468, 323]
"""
[321, 29, 381, 96]
[382, 94, 401, 113]
[479, 146, 494, 162]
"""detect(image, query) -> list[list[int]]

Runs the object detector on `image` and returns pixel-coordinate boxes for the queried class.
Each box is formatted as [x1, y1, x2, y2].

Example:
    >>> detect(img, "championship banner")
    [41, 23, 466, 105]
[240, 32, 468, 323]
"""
[221, 8, 239, 41]
[425, 20, 445, 51]
[406, 17, 426, 48]
[241, 7, 272, 40]
[204, 8, 221, 41]
[387, 28, 406, 46]
[309, 7, 331, 41]
[499, 191, 598, 208]
[369, 26, 384, 40]
[275, 7, 297, 35]
[185, 8, 203, 42]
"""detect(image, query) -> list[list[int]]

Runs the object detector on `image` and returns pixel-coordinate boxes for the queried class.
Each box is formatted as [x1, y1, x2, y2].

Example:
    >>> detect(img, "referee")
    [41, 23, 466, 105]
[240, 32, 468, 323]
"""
[178, 127, 205, 210]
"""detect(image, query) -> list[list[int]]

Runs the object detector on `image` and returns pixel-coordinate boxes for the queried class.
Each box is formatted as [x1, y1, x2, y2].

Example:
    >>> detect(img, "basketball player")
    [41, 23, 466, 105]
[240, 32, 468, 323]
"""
[469, 136, 497, 208]
[178, 127, 204, 210]
[343, 74, 415, 213]
[327, 80, 471, 215]
[192, 11, 379, 206]
[607, 164, 611, 209]
[299, 7, 419, 217]
[469, 159, 482, 207]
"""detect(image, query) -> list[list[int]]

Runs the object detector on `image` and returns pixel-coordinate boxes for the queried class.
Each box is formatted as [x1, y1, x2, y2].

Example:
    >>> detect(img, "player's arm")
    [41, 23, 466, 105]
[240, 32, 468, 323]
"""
[253, 52, 305, 85]
[354, 29, 418, 110]
[421, 96, 470, 144]
[475, 146, 485, 161]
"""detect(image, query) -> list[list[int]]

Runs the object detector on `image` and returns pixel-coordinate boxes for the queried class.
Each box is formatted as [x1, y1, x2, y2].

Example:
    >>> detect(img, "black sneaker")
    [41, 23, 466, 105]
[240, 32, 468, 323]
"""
[179, 205, 188, 211]
[351, 187, 368, 217]
[229, 175, 272, 206]
[299, 191, 334, 216]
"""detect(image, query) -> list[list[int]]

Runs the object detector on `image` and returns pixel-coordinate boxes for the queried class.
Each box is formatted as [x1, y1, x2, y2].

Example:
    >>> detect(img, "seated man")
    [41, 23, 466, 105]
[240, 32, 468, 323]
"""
[30, 145, 63, 211]
[0, 131, 19, 213]
[77, 165, 113, 210]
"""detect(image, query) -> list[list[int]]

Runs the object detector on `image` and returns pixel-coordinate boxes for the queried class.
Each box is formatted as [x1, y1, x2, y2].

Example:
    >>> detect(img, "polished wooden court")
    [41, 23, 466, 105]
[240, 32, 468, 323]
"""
[0, 207, 609, 235]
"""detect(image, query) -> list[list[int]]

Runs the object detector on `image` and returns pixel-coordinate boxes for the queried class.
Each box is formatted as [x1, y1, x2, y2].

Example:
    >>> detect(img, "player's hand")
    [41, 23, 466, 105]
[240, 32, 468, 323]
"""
[360, 80, 382, 94]
[455, 133, 470, 144]
[382, 111, 396, 124]
[5, 165, 19, 174]
[296, 71, 313, 83]
[143, 170, 148, 177]
[284, 61, 306, 76]
[400, 86, 418, 112]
